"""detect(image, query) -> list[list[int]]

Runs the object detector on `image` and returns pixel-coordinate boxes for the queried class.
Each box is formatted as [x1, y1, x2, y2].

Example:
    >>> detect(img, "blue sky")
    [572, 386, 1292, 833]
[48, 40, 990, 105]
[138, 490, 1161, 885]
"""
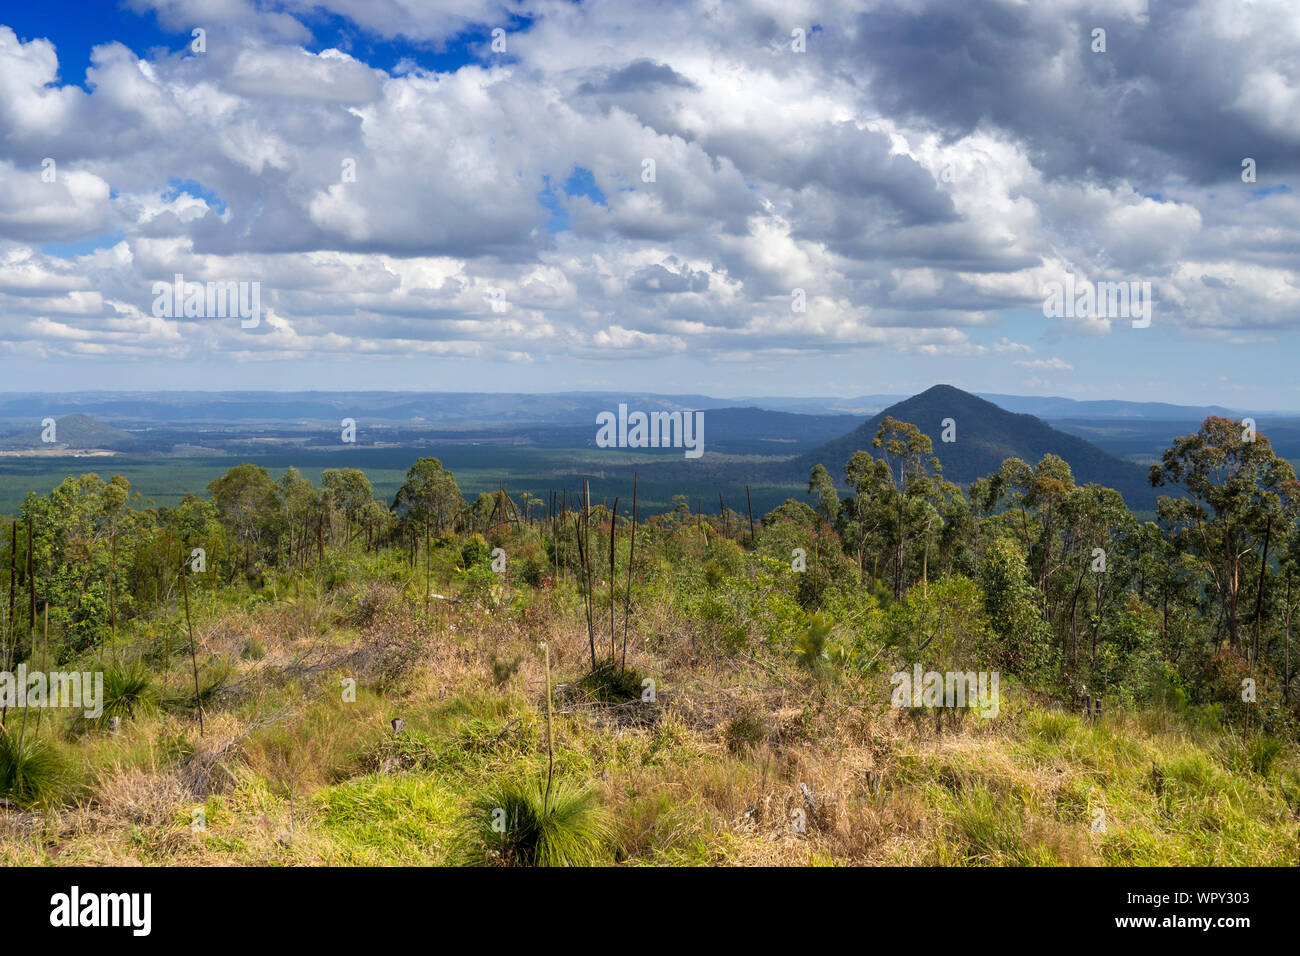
[0, 3, 500, 85]
[1, 5, 175, 88]
[1, 1, 1297, 409]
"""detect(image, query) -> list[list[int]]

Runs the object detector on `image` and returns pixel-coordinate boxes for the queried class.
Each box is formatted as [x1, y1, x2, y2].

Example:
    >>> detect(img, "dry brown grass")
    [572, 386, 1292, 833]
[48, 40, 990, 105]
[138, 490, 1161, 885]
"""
[6, 569, 1295, 867]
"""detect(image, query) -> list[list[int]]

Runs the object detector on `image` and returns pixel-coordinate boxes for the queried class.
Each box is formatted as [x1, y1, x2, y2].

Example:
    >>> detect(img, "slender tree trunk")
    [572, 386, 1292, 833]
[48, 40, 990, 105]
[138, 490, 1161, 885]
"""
[1067, 564, 1088, 666]
[894, 502, 905, 599]
[162, 613, 171, 701]
[1226, 538, 1242, 650]
[181, 550, 204, 737]
[746, 485, 756, 548]
[109, 530, 117, 637]
[27, 515, 34, 634]
[8, 521, 15, 643]
[1091, 576, 1104, 660]
[622, 475, 637, 671]
[578, 481, 596, 668]
[543, 640, 554, 814]
[1251, 517, 1272, 664]
[609, 497, 618, 664]
[14, 676, 31, 793]
[1284, 574, 1293, 701]
[34, 603, 48, 736]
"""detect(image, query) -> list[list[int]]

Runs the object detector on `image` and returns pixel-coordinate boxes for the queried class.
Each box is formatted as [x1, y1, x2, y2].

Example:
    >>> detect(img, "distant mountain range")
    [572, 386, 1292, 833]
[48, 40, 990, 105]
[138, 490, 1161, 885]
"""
[0, 389, 1270, 425]
[0, 388, 1288, 512]
[0, 391, 721, 426]
[973, 394, 1240, 420]
[778, 385, 1157, 508]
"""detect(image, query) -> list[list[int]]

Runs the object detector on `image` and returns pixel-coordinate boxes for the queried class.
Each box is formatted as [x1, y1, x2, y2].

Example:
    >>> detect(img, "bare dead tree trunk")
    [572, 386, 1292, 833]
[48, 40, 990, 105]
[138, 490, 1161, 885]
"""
[623, 475, 637, 672]
[576, 480, 597, 669]
[181, 548, 204, 737]
[34, 603, 48, 736]
[27, 514, 35, 634]
[746, 485, 756, 548]
[543, 640, 554, 814]
[609, 497, 618, 664]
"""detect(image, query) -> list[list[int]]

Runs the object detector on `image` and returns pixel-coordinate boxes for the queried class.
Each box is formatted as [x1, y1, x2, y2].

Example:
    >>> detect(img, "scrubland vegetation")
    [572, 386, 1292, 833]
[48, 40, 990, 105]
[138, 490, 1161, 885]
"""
[0, 414, 1298, 866]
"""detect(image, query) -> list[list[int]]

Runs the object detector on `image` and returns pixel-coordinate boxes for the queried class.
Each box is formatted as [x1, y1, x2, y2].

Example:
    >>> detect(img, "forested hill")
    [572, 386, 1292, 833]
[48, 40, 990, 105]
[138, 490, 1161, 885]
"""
[780, 385, 1157, 509]
[4, 413, 142, 451]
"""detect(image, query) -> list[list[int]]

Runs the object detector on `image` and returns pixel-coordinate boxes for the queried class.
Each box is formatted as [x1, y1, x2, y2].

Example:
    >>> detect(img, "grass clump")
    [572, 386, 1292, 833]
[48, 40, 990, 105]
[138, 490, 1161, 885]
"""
[100, 659, 159, 722]
[724, 709, 767, 755]
[0, 727, 68, 807]
[490, 653, 523, 687]
[456, 775, 611, 867]
[314, 774, 460, 865]
[581, 662, 648, 704]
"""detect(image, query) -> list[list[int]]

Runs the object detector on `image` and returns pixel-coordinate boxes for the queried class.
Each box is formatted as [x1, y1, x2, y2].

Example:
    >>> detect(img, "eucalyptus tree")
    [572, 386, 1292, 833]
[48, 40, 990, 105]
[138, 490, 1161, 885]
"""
[807, 464, 840, 528]
[871, 417, 943, 599]
[845, 449, 890, 584]
[1058, 484, 1135, 664]
[998, 454, 1076, 607]
[208, 463, 280, 578]
[392, 458, 464, 611]
[276, 468, 317, 567]
[322, 468, 372, 546]
[1150, 417, 1300, 652]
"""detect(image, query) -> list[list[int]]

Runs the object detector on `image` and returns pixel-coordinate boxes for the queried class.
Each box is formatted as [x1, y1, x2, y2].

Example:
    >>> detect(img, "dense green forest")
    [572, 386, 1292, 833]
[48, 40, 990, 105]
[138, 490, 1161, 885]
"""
[1, 413, 1297, 866]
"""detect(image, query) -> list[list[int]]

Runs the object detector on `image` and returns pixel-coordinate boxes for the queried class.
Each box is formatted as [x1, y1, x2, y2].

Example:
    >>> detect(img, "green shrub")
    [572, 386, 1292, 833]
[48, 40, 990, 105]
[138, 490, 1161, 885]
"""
[978, 539, 1054, 682]
[1248, 736, 1284, 777]
[0, 726, 68, 807]
[794, 613, 834, 678]
[94, 659, 159, 725]
[491, 653, 523, 686]
[456, 775, 611, 866]
[581, 662, 648, 703]
[724, 709, 767, 754]
[457, 563, 503, 606]
[461, 534, 491, 569]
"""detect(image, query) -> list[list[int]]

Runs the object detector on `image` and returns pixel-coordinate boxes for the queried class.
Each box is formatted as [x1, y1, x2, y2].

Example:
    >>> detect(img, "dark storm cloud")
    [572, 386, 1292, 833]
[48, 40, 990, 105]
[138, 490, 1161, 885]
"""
[833, 0, 1300, 185]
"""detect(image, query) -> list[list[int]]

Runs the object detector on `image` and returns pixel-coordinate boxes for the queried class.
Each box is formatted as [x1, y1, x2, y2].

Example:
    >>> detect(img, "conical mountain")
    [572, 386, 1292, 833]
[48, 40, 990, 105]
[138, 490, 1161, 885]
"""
[782, 384, 1154, 507]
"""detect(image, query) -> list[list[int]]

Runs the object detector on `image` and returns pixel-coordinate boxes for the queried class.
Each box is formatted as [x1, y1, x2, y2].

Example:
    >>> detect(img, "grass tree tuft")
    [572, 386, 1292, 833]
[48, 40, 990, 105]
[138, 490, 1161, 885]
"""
[456, 775, 611, 867]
